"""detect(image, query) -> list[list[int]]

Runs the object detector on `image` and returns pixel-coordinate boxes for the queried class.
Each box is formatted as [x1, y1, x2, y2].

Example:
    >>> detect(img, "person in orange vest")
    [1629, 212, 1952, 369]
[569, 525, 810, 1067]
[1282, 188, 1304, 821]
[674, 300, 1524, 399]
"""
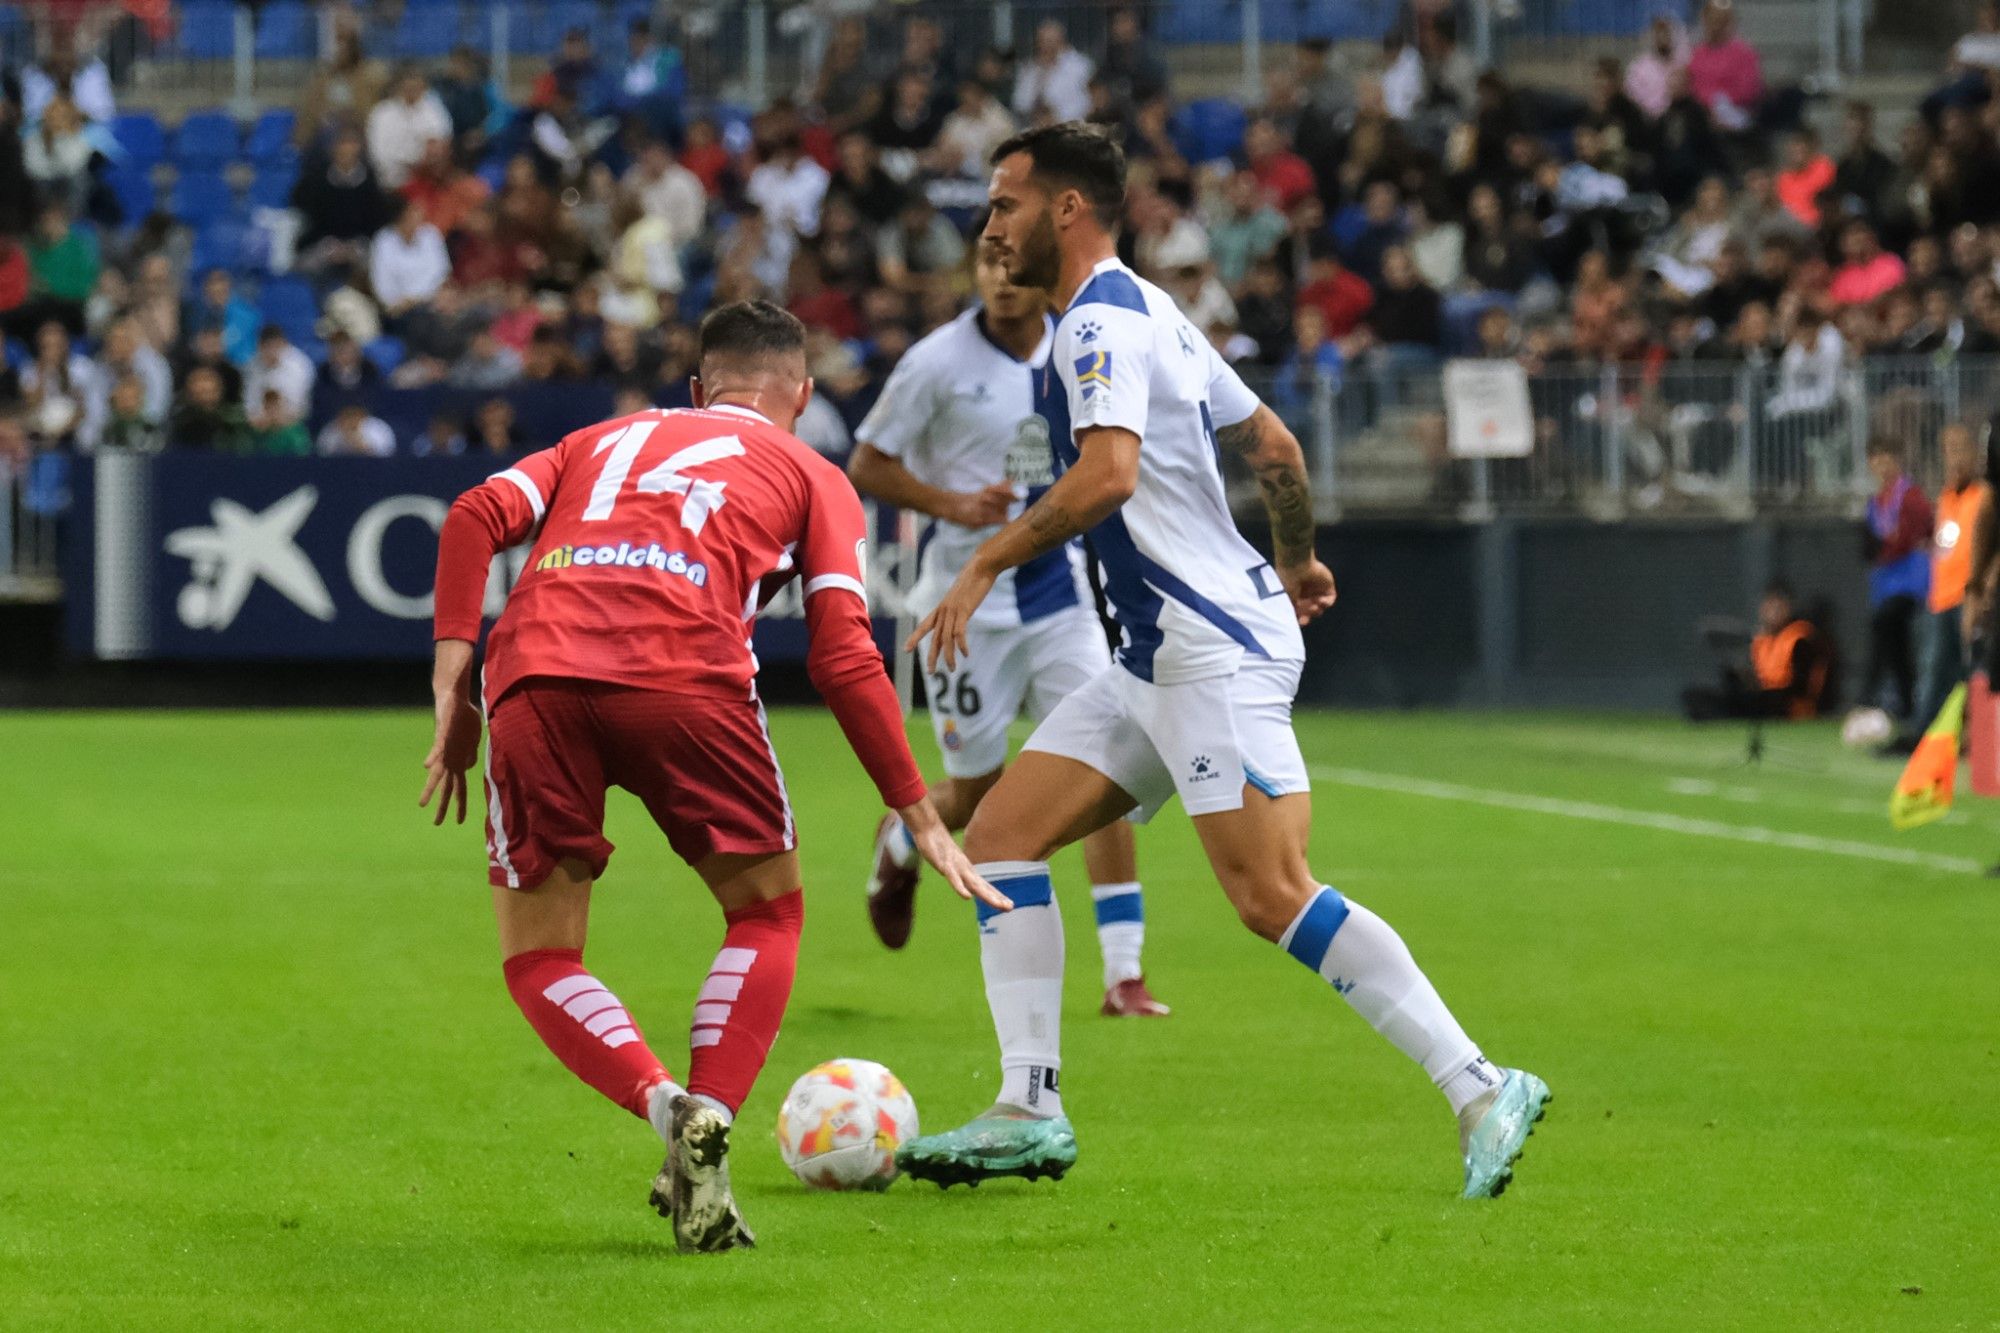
[1906, 423, 1990, 741]
[1682, 581, 1831, 721]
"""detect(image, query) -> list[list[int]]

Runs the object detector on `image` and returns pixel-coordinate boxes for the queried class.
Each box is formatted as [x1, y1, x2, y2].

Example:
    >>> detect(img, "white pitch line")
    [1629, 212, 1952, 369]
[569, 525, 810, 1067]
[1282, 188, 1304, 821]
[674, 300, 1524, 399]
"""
[1311, 767, 1986, 875]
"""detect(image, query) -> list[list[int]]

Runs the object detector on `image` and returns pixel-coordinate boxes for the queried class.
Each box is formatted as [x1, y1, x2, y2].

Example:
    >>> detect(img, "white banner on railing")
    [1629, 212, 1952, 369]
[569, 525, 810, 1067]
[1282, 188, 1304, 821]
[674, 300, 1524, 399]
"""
[1443, 359, 1534, 459]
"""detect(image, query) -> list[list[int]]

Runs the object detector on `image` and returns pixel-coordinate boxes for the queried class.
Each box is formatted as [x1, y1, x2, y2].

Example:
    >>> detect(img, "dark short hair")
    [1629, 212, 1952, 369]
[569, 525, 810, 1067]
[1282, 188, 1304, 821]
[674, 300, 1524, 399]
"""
[1867, 432, 1905, 460]
[697, 300, 807, 371]
[1764, 579, 1794, 601]
[990, 122, 1126, 228]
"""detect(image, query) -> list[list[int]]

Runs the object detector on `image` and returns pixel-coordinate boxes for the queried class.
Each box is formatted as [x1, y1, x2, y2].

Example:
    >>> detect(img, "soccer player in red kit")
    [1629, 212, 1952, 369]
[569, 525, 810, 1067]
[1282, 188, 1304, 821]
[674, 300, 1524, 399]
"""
[419, 301, 1007, 1253]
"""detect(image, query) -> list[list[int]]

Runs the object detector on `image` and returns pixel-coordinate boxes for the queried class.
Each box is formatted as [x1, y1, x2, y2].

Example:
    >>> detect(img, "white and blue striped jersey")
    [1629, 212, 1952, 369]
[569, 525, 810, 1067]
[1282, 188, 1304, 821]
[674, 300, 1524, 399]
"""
[858, 307, 1090, 629]
[1041, 257, 1306, 684]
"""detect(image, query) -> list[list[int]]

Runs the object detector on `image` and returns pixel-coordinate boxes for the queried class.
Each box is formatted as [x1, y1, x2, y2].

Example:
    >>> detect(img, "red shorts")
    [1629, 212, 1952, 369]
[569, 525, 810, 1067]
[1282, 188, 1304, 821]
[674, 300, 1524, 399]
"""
[481, 677, 796, 890]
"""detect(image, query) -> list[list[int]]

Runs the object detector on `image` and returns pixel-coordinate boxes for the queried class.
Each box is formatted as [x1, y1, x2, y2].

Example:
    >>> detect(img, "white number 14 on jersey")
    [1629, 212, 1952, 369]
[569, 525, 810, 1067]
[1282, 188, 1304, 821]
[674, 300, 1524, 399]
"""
[583, 420, 747, 536]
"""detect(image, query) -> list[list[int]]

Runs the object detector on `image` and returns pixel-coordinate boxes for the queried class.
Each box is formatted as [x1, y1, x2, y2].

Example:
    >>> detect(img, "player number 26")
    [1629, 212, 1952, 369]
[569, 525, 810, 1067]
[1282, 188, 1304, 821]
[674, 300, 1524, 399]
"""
[582, 420, 746, 536]
[929, 671, 982, 716]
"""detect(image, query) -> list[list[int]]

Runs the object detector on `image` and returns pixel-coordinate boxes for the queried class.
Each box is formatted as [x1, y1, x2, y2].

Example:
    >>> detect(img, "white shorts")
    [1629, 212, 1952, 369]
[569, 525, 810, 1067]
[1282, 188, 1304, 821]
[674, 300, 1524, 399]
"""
[921, 605, 1114, 779]
[1021, 658, 1310, 823]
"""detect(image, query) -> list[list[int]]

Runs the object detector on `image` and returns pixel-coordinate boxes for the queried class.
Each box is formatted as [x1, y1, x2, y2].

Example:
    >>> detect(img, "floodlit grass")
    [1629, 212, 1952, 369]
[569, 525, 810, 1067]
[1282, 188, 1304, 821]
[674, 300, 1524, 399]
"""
[2, 709, 1995, 1328]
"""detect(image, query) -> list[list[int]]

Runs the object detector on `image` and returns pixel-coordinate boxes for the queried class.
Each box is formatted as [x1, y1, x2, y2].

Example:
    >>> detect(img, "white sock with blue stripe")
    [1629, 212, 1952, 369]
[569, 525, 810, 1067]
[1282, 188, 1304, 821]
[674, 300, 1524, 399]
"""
[1090, 882, 1144, 987]
[1280, 887, 1500, 1116]
[883, 817, 917, 871]
[975, 861, 1065, 1119]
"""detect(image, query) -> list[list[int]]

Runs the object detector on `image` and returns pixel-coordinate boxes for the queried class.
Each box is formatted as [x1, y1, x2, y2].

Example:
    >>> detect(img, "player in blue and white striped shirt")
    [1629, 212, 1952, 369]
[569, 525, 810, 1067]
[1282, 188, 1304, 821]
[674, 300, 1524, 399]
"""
[849, 246, 1166, 1017]
[896, 123, 1549, 1199]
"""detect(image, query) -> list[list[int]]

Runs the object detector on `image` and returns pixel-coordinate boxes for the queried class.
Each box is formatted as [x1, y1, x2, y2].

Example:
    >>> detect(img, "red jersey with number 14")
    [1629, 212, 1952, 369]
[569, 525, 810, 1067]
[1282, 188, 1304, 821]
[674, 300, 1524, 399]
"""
[435, 403, 876, 704]
[435, 402, 925, 808]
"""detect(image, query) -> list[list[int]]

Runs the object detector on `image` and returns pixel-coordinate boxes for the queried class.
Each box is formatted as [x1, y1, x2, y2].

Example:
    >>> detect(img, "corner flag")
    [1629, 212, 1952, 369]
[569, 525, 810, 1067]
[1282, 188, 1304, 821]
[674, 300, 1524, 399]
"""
[1890, 684, 1967, 831]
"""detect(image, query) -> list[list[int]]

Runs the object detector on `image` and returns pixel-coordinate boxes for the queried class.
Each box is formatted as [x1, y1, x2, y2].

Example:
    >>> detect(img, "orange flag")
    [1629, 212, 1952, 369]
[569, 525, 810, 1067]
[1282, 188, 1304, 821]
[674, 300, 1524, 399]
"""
[1890, 684, 1967, 831]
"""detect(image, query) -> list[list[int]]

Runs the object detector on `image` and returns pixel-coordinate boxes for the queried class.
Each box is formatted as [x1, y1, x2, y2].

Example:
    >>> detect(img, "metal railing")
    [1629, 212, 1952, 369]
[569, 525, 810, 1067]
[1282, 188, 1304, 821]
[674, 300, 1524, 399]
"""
[0, 455, 66, 602]
[1238, 353, 1998, 520]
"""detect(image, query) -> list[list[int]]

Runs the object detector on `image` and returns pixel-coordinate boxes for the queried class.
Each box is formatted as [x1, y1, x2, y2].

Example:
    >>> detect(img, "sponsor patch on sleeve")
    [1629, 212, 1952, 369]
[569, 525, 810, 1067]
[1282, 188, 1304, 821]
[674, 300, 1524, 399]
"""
[1073, 350, 1113, 400]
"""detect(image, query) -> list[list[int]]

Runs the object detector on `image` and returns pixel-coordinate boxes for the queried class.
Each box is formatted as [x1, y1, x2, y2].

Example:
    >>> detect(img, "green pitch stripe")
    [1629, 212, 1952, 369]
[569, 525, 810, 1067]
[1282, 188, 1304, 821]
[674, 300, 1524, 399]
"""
[1313, 767, 1985, 876]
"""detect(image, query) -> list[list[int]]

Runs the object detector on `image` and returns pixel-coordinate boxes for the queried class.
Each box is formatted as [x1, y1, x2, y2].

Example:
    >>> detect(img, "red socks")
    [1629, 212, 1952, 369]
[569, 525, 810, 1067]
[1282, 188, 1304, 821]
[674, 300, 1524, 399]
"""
[500, 892, 805, 1121]
[502, 948, 672, 1120]
[688, 890, 804, 1114]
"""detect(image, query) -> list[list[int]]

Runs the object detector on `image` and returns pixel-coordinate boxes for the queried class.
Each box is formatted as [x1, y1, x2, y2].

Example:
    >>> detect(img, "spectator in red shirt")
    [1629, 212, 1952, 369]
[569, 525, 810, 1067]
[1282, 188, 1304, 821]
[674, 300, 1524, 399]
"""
[679, 117, 733, 196]
[1296, 234, 1374, 340]
[402, 137, 491, 236]
[0, 235, 27, 319]
[1244, 117, 1316, 212]
[1774, 128, 1835, 228]
[1829, 219, 1906, 307]
[1686, 0, 1763, 130]
[785, 249, 862, 340]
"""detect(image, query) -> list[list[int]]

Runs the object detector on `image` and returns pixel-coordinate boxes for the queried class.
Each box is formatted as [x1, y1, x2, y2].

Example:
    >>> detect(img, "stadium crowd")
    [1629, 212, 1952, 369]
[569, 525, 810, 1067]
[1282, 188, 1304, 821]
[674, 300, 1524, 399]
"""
[9, 0, 2000, 466]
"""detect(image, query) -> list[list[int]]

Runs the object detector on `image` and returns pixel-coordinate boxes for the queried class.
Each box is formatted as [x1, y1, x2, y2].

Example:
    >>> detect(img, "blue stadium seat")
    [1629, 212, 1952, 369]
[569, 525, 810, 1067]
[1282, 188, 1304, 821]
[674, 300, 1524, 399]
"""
[24, 452, 72, 518]
[104, 166, 157, 225]
[364, 336, 408, 376]
[504, 0, 596, 54]
[1173, 98, 1248, 163]
[174, 111, 242, 172]
[258, 276, 322, 346]
[170, 170, 241, 227]
[255, 1, 315, 60]
[175, 0, 240, 58]
[248, 159, 301, 210]
[1158, 0, 1242, 44]
[245, 110, 297, 165]
[393, 6, 466, 58]
[191, 220, 270, 276]
[1528, 0, 1653, 36]
[111, 113, 169, 168]
[1298, 0, 1394, 40]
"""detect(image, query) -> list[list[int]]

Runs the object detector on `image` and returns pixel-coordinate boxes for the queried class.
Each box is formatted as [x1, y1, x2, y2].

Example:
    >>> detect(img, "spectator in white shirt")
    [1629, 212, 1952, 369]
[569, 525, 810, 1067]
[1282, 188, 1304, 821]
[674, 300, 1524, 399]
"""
[532, 83, 617, 185]
[745, 131, 830, 239]
[928, 78, 1017, 178]
[1766, 309, 1847, 420]
[366, 68, 454, 189]
[82, 317, 172, 450]
[1012, 20, 1094, 123]
[316, 402, 398, 456]
[623, 138, 706, 247]
[370, 199, 452, 323]
[21, 34, 116, 127]
[244, 326, 317, 420]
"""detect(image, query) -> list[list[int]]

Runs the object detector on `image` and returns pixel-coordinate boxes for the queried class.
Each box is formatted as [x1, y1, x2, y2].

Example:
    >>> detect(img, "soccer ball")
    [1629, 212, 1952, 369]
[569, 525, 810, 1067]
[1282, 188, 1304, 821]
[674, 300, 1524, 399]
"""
[775, 1058, 919, 1191]
[1841, 706, 1893, 749]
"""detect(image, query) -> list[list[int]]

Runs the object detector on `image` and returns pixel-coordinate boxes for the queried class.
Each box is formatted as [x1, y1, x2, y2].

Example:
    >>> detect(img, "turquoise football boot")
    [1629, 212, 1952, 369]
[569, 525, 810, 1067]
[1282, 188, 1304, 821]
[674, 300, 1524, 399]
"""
[1460, 1069, 1552, 1199]
[896, 1107, 1078, 1187]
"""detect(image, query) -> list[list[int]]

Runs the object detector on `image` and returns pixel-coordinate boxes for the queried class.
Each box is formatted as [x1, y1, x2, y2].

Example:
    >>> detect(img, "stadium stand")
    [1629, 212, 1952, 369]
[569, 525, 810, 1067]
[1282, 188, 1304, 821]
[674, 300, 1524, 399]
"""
[0, 0, 1982, 514]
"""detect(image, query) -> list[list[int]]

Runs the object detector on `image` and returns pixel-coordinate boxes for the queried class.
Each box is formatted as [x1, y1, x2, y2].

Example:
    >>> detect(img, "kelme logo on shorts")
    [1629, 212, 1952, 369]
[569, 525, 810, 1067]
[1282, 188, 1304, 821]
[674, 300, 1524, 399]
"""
[1189, 754, 1219, 782]
[534, 542, 709, 587]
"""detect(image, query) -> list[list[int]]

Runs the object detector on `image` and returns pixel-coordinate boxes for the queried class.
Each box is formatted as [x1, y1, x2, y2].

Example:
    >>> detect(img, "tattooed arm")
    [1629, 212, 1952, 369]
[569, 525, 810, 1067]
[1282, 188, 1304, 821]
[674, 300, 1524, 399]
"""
[1215, 405, 1338, 626]
[909, 426, 1140, 669]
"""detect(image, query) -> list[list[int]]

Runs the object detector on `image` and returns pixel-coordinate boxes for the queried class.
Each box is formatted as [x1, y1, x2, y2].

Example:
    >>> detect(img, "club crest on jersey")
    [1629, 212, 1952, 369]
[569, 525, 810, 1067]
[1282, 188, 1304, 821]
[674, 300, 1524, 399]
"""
[1074, 350, 1112, 400]
[1004, 416, 1055, 487]
[534, 541, 709, 587]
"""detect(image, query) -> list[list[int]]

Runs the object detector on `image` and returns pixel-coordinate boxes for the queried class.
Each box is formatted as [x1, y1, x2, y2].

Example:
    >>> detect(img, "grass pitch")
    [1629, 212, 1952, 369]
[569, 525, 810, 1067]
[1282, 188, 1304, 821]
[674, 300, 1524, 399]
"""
[2, 708, 1996, 1329]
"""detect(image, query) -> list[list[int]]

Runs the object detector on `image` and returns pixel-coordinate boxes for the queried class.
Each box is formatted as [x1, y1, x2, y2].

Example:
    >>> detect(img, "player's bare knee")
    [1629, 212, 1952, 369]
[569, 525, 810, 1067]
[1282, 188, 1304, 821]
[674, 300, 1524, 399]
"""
[962, 800, 1052, 866]
[1223, 869, 1321, 942]
[940, 770, 1003, 826]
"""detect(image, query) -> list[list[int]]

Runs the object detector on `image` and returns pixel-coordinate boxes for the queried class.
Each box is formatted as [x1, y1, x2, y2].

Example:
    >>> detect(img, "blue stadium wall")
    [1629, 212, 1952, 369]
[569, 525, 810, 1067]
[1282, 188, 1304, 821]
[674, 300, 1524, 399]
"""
[50, 456, 1871, 711]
